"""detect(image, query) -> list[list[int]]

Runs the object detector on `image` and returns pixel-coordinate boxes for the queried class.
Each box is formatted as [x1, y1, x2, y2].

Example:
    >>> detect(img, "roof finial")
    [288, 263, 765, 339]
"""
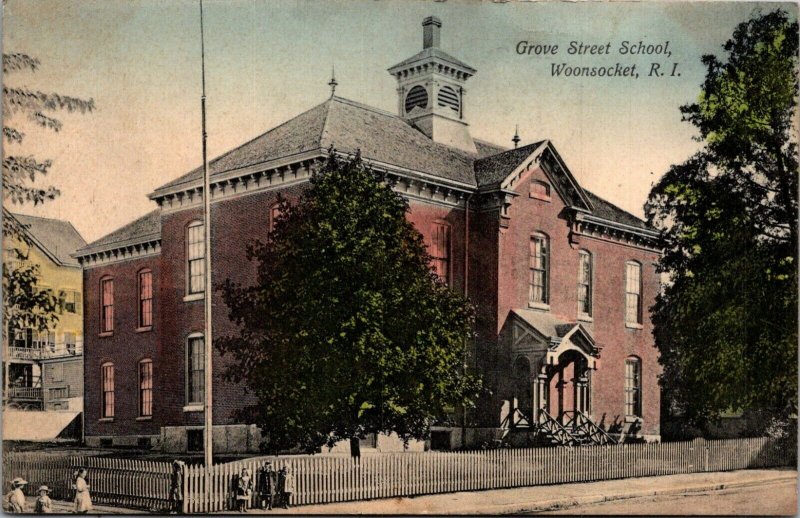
[328, 65, 338, 97]
[512, 125, 521, 149]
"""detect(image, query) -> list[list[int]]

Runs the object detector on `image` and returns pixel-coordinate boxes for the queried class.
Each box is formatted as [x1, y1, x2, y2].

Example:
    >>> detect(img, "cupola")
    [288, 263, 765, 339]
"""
[387, 17, 478, 154]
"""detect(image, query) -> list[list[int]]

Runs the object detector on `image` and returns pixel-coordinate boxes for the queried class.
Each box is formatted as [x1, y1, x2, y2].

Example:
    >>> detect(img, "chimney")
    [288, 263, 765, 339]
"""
[422, 16, 441, 49]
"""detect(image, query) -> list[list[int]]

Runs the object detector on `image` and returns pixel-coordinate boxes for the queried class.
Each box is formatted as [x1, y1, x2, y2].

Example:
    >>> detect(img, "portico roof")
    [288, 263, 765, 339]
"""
[511, 309, 600, 369]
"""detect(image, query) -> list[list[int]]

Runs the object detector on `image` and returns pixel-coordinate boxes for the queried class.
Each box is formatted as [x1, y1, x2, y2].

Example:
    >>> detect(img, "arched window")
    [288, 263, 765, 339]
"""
[625, 261, 642, 325]
[529, 233, 549, 305]
[186, 221, 205, 295]
[624, 357, 642, 418]
[139, 359, 153, 417]
[437, 85, 460, 112]
[578, 251, 593, 317]
[430, 222, 451, 284]
[404, 85, 429, 113]
[138, 269, 153, 329]
[100, 277, 114, 333]
[186, 334, 205, 405]
[101, 362, 114, 418]
[529, 180, 551, 201]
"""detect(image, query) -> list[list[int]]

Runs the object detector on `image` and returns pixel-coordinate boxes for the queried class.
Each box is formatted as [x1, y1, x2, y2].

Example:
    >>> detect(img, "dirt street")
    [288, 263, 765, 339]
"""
[542, 478, 797, 515]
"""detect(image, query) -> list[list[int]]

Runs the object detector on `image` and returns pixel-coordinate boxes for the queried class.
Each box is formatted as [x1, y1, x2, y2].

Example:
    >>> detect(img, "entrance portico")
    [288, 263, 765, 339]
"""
[505, 309, 601, 427]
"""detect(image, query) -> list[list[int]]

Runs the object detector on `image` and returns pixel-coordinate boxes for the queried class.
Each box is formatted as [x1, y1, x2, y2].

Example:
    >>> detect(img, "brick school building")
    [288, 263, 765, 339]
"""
[76, 17, 661, 452]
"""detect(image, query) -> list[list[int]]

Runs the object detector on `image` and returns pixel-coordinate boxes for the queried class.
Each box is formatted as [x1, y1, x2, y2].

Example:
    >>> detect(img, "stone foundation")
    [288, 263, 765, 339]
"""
[160, 424, 262, 453]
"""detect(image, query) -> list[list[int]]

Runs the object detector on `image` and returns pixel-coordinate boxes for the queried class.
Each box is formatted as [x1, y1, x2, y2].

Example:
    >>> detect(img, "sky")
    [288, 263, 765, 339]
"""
[3, 0, 796, 243]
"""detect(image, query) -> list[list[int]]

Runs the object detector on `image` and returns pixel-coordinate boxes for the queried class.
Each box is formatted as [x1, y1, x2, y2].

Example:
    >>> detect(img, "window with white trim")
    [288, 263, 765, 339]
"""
[186, 335, 205, 405]
[138, 270, 153, 328]
[139, 359, 153, 417]
[100, 277, 114, 333]
[529, 233, 549, 305]
[430, 223, 451, 284]
[624, 357, 642, 418]
[187, 222, 205, 295]
[101, 362, 114, 418]
[625, 261, 642, 324]
[578, 250, 593, 317]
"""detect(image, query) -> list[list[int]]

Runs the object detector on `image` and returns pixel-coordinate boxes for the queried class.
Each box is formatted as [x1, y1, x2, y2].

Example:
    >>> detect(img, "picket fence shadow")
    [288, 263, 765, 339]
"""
[183, 436, 794, 513]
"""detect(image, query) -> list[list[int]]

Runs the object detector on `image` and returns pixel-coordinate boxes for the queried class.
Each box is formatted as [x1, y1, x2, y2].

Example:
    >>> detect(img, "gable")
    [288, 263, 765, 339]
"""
[498, 141, 593, 213]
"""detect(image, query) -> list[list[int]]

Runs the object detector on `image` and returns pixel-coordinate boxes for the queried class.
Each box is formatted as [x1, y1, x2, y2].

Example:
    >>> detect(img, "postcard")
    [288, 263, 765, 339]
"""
[2, 0, 796, 515]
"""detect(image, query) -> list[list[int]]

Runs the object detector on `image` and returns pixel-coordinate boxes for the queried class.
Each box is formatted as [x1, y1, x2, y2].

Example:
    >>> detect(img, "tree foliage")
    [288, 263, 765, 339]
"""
[2, 53, 95, 333]
[218, 152, 482, 453]
[645, 10, 798, 427]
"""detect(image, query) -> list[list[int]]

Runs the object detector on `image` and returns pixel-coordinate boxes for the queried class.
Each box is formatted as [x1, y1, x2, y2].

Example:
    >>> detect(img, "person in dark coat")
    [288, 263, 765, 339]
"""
[276, 467, 286, 509]
[257, 461, 277, 510]
[169, 460, 185, 514]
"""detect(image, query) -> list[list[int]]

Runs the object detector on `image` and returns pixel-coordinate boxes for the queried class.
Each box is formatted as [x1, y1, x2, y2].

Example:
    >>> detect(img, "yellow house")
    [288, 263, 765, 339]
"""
[3, 213, 86, 413]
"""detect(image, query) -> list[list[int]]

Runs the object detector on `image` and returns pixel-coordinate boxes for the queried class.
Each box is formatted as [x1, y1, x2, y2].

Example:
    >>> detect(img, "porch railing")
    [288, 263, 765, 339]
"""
[7, 386, 43, 400]
[562, 410, 617, 445]
[7, 341, 83, 360]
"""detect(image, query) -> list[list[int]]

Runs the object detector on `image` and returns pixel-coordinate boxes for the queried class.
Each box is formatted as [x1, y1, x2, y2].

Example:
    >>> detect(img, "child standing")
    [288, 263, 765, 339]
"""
[235, 468, 253, 512]
[35, 486, 52, 513]
[74, 467, 93, 514]
[281, 466, 295, 509]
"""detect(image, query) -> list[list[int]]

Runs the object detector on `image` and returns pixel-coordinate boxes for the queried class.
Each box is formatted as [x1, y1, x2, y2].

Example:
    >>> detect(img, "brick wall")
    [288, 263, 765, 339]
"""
[84, 256, 160, 437]
[493, 164, 661, 437]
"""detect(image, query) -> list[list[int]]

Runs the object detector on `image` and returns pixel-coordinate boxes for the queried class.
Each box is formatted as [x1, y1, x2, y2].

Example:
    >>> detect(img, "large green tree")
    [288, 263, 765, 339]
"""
[2, 53, 94, 336]
[645, 10, 798, 429]
[218, 152, 481, 453]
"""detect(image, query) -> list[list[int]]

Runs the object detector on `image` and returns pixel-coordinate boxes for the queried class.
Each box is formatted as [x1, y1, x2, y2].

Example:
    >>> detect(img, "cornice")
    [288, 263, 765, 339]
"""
[573, 213, 661, 252]
[77, 239, 161, 269]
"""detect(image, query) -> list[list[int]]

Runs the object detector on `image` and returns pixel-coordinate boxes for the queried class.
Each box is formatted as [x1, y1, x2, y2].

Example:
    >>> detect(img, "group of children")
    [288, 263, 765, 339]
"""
[5, 467, 92, 514]
[234, 462, 295, 512]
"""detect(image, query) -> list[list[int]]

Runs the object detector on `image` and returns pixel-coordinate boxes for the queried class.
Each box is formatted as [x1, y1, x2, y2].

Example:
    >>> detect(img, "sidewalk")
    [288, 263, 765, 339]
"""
[243, 468, 797, 515]
[30, 468, 796, 515]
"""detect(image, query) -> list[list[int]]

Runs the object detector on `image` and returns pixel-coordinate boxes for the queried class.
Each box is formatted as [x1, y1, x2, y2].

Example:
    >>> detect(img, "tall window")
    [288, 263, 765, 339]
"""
[139, 359, 153, 417]
[430, 223, 451, 284]
[138, 270, 153, 328]
[100, 278, 114, 333]
[101, 362, 114, 418]
[529, 233, 549, 304]
[624, 357, 642, 418]
[186, 222, 205, 295]
[625, 261, 642, 324]
[269, 203, 282, 233]
[578, 251, 593, 317]
[187, 335, 205, 405]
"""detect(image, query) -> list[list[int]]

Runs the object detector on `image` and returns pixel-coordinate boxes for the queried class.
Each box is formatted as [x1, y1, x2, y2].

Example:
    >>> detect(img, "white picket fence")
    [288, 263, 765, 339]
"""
[2, 454, 173, 511]
[183, 436, 794, 513]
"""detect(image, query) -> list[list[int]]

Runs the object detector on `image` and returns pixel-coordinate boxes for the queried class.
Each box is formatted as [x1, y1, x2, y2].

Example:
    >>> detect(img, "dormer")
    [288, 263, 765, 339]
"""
[387, 17, 478, 154]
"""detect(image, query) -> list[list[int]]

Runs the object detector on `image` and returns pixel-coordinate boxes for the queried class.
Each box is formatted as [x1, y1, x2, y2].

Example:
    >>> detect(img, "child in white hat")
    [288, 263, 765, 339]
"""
[35, 485, 52, 513]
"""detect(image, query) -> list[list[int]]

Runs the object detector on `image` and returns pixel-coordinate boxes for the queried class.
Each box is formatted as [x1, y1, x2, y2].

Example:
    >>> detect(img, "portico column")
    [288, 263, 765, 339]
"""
[530, 377, 539, 423]
[536, 373, 548, 421]
[578, 375, 589, 414]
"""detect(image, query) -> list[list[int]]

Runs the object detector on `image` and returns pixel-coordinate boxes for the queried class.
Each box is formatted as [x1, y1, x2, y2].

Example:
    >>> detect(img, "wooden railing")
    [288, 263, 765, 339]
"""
[562, 411, 617, 445]
[7, 342, 83, 360]
[537, 409, 577, 446]
[7, 386, 43, 401]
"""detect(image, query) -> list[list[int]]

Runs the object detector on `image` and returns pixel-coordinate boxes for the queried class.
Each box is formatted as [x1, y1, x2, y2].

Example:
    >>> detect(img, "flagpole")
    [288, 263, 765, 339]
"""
[199, 0, 214, 472]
